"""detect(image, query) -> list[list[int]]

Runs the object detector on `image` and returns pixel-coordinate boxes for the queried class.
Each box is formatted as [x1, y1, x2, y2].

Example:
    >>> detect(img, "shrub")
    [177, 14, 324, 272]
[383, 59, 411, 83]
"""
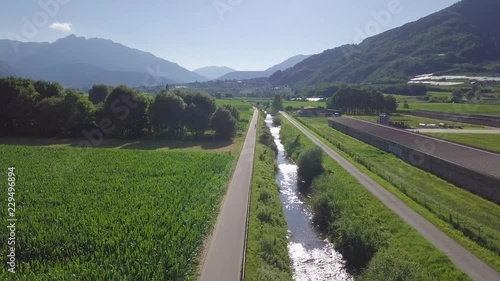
[210, 107, 237, 140]
[297, 146, 324, 187]
[273, 116, 282, 126]
[259, 125, 278, 154]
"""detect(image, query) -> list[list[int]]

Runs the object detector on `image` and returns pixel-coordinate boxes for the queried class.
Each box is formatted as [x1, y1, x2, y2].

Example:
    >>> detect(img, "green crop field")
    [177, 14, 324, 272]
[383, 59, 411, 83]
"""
[424, 133, 500, 153]
[293, 116, 500, 272]
[283, 100, 326, 110]
[387, 92, 500, 115]
[400, 101, 500, 115]
[350, 114, 484, 129]
[0, 145, 234, 280]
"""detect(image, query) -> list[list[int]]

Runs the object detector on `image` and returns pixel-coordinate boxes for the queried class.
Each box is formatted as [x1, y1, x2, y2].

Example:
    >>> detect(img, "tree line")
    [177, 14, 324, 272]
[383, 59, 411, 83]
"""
[0, 77, 239, 140]
[327, 87, 398, 115]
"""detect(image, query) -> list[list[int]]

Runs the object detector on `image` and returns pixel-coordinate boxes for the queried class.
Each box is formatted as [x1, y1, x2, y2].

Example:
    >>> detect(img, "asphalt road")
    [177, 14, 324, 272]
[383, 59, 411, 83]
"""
[281, 112, 500, 281]
[198, 109, 258, 281]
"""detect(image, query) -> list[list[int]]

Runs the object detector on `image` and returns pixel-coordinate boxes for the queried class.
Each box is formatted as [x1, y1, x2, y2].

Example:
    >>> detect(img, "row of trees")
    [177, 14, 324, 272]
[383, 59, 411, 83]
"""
[0, 77, 239, 140]
[327, 87, 398, 115]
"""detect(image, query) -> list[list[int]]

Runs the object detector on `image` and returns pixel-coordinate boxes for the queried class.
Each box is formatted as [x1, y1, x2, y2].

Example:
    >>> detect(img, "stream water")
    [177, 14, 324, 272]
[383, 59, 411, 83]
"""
[264, 114, 352, 281]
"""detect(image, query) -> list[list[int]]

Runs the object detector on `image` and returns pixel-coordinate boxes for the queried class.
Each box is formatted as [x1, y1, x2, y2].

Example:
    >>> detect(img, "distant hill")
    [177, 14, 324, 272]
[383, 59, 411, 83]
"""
[0, 61, 21, 78]
[217, 71, 268, 80]
[0, 35, 207, 88]
[193, 66, 235, 80]
[270, 0, 500, 87]
[218, 54, 310, 80]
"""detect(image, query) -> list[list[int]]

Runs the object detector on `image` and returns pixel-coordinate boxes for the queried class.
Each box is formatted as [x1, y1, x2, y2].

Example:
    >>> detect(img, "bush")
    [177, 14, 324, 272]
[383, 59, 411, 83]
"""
[297, 146, 324, 187]
[222, 104, 240, 121]
[88, 84, 110, 104]
[273, 116, 282, 126]
[259, 129, 278, 154]
[210, 107, 237, 140]
[104, 85, 149, 137]
[359, 250, 434, 281]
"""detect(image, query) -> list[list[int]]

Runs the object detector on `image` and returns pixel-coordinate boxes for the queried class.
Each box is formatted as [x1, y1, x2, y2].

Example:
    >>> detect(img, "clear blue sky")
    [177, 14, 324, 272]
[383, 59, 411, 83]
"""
[0, 0, 459, 71]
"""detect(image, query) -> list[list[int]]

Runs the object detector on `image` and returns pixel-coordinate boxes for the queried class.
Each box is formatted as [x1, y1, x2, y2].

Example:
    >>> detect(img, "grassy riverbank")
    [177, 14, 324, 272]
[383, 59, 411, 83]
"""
[293, 116, 500, 272]
[280, 118, 470, 280]
[245, 112, 293, 281]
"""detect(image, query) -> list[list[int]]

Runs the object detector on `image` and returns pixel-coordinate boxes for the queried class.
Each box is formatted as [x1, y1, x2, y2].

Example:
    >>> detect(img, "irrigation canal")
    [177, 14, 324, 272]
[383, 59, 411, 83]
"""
[265, 114, 352, 281]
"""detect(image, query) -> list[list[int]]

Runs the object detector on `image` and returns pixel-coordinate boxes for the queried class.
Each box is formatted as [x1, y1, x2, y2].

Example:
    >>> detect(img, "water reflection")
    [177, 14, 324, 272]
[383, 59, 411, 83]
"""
[265, 114, 352, 281]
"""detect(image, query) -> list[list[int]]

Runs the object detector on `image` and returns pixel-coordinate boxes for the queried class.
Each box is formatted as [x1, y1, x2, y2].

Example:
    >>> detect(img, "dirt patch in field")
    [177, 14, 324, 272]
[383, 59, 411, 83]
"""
[0, 137, 235, 153]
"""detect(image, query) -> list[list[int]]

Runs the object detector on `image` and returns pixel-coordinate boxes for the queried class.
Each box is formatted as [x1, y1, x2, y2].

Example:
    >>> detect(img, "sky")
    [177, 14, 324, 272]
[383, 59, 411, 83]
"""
[0, 0, 459, 71]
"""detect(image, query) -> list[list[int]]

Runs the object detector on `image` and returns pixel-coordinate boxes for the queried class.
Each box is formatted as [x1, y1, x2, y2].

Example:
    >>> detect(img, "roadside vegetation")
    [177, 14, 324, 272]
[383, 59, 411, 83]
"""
[281, 117, 469, 281]
[0, 145, 234, 280]
[245, 112, 292, 281]
[279, 118, 469, 280]
[293, 116, 500, 272]
[424, 133, 500, 153]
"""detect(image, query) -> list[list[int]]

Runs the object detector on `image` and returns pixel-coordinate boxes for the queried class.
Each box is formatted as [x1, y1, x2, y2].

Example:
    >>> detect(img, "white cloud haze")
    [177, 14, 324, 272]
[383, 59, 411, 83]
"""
[49, 22, 72, 32]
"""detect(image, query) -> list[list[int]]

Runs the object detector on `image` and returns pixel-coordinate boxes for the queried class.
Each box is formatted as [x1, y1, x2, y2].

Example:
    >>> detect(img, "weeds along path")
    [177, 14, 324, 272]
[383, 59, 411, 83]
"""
[199, 108, 258, 281]
[280, 112, 500, 281]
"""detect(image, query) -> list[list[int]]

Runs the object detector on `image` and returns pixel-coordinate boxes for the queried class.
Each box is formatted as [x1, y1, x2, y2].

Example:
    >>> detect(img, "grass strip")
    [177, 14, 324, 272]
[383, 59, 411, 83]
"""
[244, 112, 293, 281]
[280, 118, 471, 280]
[293, 116, 500, 272]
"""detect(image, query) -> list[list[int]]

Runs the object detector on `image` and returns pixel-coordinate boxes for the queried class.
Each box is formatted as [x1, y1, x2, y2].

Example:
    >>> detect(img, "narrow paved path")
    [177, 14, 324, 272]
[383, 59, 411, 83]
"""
[199, 109, 258, 281]
[281, 112, 500, 281]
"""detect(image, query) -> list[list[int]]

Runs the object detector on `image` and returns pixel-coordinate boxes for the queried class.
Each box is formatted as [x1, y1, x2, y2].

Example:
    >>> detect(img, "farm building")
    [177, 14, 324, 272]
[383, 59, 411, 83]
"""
[298, 106, 322, 117]
[298, 107, 340, 117]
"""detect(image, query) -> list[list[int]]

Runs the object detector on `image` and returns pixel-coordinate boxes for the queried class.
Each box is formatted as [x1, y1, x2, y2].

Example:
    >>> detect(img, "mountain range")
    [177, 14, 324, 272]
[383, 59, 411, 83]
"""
[0, 35, 309, 88]
[217, 54, 310, 80]
[193, 66, 236, 80]
[1, 0, 498, 89]
[270, 0, 500, 87]
[0, 35, 208, 88]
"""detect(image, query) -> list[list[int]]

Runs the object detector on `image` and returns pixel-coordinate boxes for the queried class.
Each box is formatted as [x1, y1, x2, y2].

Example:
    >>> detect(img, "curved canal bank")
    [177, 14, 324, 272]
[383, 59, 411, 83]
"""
[265, 114, 352, 281]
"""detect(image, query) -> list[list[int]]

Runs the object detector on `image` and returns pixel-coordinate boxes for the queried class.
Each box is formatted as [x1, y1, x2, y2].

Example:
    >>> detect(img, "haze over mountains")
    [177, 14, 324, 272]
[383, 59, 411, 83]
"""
[193, 66, 236, 80]
[270, 0, 500, 87]
[217, 55, 311, 80]
[0, 35, 208, 88]
[0, 0, 498, 89]
[0, 35, 309, 88]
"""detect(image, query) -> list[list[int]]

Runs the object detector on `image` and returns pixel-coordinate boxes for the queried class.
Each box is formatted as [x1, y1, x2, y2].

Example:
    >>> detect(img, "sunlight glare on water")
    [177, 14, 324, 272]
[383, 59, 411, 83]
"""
[265, 114, 352, 281]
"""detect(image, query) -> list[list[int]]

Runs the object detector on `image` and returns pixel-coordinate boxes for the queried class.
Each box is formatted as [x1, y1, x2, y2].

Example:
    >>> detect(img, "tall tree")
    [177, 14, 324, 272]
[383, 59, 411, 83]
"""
[104, 85, 149, 137]
[183, 93, 217, 135]
[211, 108, 237, 141]
[89, 84, 111, 104]
[63, 90, 96, 135]
[384, 95, 398, 113]
[272, 94, 284, 113]
[222, 104, 240, 121]
[149, 93, 186, 135]
[36, 96, 67, 136]
[0, 78, 40, 136]
[34, 80, 64, 100]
